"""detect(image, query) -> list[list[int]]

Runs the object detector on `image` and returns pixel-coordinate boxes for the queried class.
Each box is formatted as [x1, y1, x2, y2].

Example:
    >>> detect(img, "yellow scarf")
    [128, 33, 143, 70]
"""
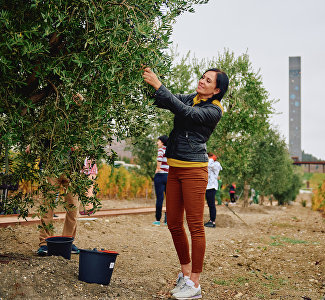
[192, 95, 224, 113]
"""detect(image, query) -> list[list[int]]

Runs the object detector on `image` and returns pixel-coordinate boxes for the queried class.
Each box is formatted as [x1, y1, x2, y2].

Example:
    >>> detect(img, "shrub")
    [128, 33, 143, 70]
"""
[312, 180, 325, 214]
[96, 164, 152, 199]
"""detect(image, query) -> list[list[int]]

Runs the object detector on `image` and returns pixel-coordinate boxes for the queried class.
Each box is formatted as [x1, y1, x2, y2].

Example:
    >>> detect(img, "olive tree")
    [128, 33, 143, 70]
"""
[250, 126, 302, 205]
[195, 52, 302, 206]
[196, 51, 275, 206]
[0, 0, 209, 217]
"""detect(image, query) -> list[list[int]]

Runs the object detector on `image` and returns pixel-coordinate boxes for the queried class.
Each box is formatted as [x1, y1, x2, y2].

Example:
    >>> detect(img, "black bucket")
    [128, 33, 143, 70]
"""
[46, 236, 74, 260]
[78, 249, 119, 285]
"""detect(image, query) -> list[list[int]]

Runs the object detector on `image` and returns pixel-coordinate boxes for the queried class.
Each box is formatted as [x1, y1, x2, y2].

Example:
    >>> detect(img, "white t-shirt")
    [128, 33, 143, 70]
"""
[206, 158, 222, 190]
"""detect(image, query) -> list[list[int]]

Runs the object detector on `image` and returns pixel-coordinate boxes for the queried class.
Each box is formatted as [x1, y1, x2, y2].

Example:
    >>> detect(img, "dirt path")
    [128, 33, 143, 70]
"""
[0, 198, 324, 300]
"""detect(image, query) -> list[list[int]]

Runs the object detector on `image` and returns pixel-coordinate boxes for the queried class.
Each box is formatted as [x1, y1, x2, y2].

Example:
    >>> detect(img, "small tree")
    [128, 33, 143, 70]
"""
[250, 127, 303, 205]
[199, 51, 275, 206]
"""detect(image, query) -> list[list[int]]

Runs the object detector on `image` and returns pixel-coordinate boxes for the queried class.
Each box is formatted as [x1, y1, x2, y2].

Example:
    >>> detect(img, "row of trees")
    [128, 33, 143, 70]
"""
[129, 48, 302, 206]
[0, 0, 209, 216]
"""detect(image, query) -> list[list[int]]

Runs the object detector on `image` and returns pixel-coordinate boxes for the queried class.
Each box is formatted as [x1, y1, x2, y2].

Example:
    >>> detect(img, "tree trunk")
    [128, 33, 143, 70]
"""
[260, 194, 265, 206]
[5, 143, 9, 175]
[242, 181, 250, 207]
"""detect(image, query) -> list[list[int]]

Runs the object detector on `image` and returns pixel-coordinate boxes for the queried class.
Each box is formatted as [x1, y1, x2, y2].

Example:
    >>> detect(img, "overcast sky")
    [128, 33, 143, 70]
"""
[170, 0, 325, 160]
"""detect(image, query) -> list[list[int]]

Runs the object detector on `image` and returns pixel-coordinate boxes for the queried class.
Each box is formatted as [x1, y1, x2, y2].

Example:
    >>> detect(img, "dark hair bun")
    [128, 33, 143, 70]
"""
[158, 135, 169, 146]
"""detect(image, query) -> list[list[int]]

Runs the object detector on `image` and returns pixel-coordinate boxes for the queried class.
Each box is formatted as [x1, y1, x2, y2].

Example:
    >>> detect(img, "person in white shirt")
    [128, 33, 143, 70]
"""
[204, 153, 222, 228]
[153, 135, 169, 225]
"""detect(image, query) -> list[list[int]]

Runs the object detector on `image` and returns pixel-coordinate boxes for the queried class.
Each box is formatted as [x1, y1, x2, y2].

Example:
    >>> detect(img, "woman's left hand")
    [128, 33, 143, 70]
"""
[143, 67, 162, 90]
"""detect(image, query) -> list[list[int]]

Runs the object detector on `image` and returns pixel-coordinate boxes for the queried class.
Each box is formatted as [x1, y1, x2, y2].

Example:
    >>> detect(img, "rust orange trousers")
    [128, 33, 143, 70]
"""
[166, 166, 208, 273]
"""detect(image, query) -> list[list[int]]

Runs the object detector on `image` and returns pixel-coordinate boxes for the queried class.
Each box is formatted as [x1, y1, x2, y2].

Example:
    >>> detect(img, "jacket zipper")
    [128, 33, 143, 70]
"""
[185, 131, 195, 151]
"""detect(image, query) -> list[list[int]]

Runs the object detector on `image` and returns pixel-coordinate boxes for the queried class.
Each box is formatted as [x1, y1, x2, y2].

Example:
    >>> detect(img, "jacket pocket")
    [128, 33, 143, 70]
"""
[185, 131, 206, 153]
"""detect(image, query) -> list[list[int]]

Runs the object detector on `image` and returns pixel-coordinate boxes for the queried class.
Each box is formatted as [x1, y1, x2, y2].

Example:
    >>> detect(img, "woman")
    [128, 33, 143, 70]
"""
[153, 135, 169, 226]
[204, 152, 222, 228]
[143, 67, 229, 299]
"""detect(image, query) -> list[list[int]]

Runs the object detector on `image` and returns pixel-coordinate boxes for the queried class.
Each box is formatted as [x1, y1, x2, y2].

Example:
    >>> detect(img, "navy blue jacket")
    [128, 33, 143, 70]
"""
[154, 85, 222, 162]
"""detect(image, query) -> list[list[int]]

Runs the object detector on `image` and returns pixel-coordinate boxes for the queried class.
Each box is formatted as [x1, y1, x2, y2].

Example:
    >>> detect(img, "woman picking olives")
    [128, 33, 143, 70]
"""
[143, 66, 228, 299]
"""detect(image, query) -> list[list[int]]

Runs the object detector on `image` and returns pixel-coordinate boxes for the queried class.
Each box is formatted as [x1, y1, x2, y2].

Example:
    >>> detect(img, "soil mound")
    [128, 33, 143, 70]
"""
[215, 214, 237, 227]
[238, 205, 269, 214]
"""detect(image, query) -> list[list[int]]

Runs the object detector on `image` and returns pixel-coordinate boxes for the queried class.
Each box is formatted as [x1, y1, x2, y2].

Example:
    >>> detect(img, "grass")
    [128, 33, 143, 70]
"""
[261, 275, 288, 293]
[213, 279, 230, 286]
[235, 277, 249, 284]
[269, 235, 309, 246]
[271, 222, 295, 228]
[213, 276, 249, 286]
[214, 273, 289, 298]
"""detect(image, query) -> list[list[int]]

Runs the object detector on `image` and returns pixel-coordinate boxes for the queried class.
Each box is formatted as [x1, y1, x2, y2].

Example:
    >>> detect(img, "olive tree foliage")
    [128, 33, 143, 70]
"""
[130, 49, 274, 187]
[129, 48, 302, 205]
[194, 51, 302, 205]
[192, 51, 275, 206]
[250, 126, 302, 205]
[128, 47, 194, 178]
[0, 0, 209, 217]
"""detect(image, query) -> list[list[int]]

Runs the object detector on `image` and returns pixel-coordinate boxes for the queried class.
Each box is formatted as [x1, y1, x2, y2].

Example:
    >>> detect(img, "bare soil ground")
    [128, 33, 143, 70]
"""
[0, 195, 324, 300]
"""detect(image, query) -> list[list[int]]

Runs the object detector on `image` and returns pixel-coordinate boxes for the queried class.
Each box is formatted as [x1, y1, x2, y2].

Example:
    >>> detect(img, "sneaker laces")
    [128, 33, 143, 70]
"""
[178, 279, 193, 292]
[176, 273, 183, 284]
[176, 273, 189, 284]
[180, 279, 201, 292]
[171, 273, 188, 293]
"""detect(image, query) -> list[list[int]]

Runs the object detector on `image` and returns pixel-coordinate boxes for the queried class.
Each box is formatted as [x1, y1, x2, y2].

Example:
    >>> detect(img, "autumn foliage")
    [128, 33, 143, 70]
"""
[96, 164, 152, 199]
[312, 180, 325, 214]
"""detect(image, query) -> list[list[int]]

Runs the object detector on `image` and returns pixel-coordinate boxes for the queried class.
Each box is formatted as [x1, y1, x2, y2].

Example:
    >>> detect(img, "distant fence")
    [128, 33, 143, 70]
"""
[293, 161, 325, 173]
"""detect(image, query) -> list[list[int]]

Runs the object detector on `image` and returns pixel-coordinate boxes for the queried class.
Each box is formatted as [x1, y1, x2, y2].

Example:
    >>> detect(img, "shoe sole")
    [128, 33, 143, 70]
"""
[172, 295, 202, 300]
[170, 288, 181, 295]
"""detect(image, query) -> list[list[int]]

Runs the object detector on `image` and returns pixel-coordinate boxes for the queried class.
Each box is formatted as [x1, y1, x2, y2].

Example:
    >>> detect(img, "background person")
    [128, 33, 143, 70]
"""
[26, 144, 80, 256]
[204, 153, 222, 228]
[153, 135, 169, 226]
[38, 175, 80, 256]
[143, 66, 229, 300]
[229, 182, 236, 204]
[80, 157, 98, 215]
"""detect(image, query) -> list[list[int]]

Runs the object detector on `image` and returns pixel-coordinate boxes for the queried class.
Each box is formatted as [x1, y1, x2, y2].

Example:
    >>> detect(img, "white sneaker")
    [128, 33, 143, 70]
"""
[172, 279, 202, 299]
[170, 273, 189, 294]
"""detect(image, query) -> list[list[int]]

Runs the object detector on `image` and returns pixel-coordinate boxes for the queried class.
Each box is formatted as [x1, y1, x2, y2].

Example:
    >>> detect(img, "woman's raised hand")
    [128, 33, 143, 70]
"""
[142, 67, 162, 91]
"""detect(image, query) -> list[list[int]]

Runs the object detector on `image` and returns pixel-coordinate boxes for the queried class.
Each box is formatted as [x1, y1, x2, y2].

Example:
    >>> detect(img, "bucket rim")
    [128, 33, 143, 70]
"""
[98, 250, 119, 255]
[46, 235, 74, 241]
[79, 248, 119, 255]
